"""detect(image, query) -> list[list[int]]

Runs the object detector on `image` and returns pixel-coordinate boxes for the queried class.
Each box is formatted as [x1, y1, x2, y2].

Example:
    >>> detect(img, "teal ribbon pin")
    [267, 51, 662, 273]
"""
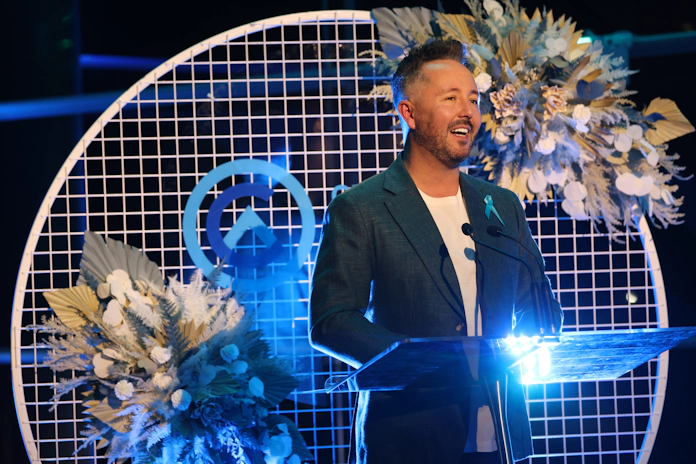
[484, 195, 505, 227]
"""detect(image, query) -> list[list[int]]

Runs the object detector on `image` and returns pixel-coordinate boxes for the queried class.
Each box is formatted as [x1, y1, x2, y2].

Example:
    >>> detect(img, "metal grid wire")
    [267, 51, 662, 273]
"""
[11, 10, 666, 464]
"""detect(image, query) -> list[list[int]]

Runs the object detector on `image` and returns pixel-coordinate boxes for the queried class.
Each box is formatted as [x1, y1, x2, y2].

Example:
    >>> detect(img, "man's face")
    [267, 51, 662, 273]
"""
[404, 60, 482, 167]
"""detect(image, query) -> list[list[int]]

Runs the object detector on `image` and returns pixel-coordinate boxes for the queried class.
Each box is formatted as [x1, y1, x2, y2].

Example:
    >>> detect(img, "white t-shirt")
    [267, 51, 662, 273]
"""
[418, 187, 497, 453]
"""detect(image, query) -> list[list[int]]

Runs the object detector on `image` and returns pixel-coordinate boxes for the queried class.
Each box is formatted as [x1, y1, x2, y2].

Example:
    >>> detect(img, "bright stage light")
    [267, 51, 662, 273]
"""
[520, 345, 552, 384]
[504, 335, 555, 384]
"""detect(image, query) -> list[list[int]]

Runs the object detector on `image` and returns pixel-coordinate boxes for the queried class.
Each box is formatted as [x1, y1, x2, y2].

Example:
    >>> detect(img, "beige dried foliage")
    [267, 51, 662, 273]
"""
[43, 285, 99, 329]
[643, 98, 695, 145]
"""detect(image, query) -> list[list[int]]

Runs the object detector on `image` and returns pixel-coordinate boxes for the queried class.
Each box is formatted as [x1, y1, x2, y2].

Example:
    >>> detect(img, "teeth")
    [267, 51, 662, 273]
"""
[452, 128, 469, 135]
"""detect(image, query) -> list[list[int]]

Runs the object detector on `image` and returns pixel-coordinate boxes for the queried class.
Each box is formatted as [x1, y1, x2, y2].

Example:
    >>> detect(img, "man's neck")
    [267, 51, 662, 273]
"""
[402, 143, 461, 198]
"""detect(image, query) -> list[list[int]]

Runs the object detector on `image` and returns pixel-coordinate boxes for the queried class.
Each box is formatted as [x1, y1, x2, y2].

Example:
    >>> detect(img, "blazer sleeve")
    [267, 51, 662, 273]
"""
[309, 192, 406, 368]
[509, 191, 564, 335]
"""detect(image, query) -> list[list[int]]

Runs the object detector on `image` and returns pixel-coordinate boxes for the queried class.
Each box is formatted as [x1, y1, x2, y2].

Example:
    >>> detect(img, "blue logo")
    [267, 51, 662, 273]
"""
[183, 159, 315, 293]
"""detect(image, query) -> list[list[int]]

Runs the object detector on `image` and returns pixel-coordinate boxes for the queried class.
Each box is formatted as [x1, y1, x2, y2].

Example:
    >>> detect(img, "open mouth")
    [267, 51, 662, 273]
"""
[450, 127, 471, 138]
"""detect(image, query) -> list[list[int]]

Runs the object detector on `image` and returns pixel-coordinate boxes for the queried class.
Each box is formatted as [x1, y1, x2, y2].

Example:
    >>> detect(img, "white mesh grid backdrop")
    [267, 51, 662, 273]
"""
[11, 10, 667, 464]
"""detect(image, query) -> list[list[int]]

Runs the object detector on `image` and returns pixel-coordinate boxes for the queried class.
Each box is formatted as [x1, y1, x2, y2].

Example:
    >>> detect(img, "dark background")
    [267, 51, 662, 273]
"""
[2, 1, 694, 462]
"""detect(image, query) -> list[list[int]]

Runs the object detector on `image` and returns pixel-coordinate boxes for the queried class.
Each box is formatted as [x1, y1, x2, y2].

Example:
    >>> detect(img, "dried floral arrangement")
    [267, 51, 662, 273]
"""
[370, 0, 694, 238]
[37, 231, 312, 464]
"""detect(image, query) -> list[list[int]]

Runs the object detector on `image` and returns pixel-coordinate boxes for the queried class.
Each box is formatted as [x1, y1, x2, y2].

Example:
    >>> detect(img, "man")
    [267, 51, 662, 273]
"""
[309, 40, 562, 464]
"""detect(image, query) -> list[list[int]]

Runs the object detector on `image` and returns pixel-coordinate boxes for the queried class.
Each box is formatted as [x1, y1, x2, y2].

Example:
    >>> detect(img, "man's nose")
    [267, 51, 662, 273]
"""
[458, 99, 474, 118]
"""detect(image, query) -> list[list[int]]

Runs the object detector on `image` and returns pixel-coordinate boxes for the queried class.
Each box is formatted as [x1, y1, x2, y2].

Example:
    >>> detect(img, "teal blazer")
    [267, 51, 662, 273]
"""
[310, 155, 562, 463]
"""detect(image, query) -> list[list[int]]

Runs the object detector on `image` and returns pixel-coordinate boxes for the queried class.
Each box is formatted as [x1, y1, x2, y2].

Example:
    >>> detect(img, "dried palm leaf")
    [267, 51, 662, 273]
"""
[435, 12, 476, 44]
[566, 55, 591, 83]
[77, 231, 164, 290]
[643, 98, 695, 145]
[509, 170, 535, 202]
[581, 69, 602, 83]
[497, 30, 530, 66]
[43, 285, 99, 329]
[372, 7, 437, 59]
[567, 30, 590, 57]
[481, 114, 498, 138]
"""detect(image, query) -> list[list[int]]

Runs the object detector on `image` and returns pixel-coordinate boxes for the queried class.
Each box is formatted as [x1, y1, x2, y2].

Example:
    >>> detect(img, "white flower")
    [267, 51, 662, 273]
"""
[494, 130, 510, 144]
[493, 116, 523, 146]
[220, 344, 240, 363]
[248, 377, 265, 398]
[103, 300, 124, 327]
[544, 37, 568, 58]
[545, 167, 568, 187]
[231, 360, 249, 375]
[152, 372, 173, 390]
[114, 380, 134, 401]
[106, 269, 131, 305]
[572, 104, 592, 133]
[626, 124, 644, 140]
[615, 173, 654, 196]
[561, 199, 588, 220]
[150, 346, 172, 365]
[511, 59, 525, 75]
[96, 282, 111, 299]
[266, 435, 292, 460]
[614, 133, 633, 153]
[263, 423, 293, 464]
[564, 181, 588, 202]
[93, 353, 114, 379]
[535, 136, 556, 155]
[527, 169, 548, 194]
[172, 389, 192, 411]
[474, 72, 492, 93]
[483, 0, 506, 23]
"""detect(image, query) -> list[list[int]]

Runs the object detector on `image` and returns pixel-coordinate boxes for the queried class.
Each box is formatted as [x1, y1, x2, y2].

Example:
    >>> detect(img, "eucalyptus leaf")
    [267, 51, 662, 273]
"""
[266, 414, 315, 461]
[137, 357, 158, 375]
[549, 56, 568, 68]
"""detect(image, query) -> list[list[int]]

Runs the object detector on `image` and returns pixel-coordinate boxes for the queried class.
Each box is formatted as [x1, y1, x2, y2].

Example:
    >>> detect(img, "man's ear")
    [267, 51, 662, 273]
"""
[398, 99, 417, 131]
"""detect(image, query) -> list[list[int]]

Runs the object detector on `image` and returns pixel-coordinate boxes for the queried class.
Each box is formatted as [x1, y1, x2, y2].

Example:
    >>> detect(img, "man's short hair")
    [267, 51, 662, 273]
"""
[391, 40, 468, 110]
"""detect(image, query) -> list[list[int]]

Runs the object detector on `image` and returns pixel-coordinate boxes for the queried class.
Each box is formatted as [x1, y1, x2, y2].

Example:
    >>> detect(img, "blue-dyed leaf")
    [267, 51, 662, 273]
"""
[576, 79, 606, 101]
[471, 44, 494, 61]
[645, 112, 667, 123]
[381, 43, 406, 61]
[490, 58, 501, 80]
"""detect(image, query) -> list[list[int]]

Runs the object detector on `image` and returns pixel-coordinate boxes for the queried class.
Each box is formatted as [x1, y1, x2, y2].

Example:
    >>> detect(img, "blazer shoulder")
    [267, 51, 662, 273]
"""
[335, 170, 388, 202]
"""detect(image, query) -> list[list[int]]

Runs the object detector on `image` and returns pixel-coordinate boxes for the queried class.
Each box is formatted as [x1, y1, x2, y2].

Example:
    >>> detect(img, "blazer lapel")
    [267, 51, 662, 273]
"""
[382, 156, 465, 321]
[460, 175, 489, 241]
[460, 174, 519, 334]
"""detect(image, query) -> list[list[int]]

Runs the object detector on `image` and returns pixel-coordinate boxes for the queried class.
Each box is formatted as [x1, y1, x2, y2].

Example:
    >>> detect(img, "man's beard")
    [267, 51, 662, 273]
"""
[411, 119, 476, 168]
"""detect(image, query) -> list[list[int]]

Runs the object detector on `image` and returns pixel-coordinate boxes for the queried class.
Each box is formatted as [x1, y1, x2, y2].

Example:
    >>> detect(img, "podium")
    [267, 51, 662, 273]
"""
[322, 327, 696, 464]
